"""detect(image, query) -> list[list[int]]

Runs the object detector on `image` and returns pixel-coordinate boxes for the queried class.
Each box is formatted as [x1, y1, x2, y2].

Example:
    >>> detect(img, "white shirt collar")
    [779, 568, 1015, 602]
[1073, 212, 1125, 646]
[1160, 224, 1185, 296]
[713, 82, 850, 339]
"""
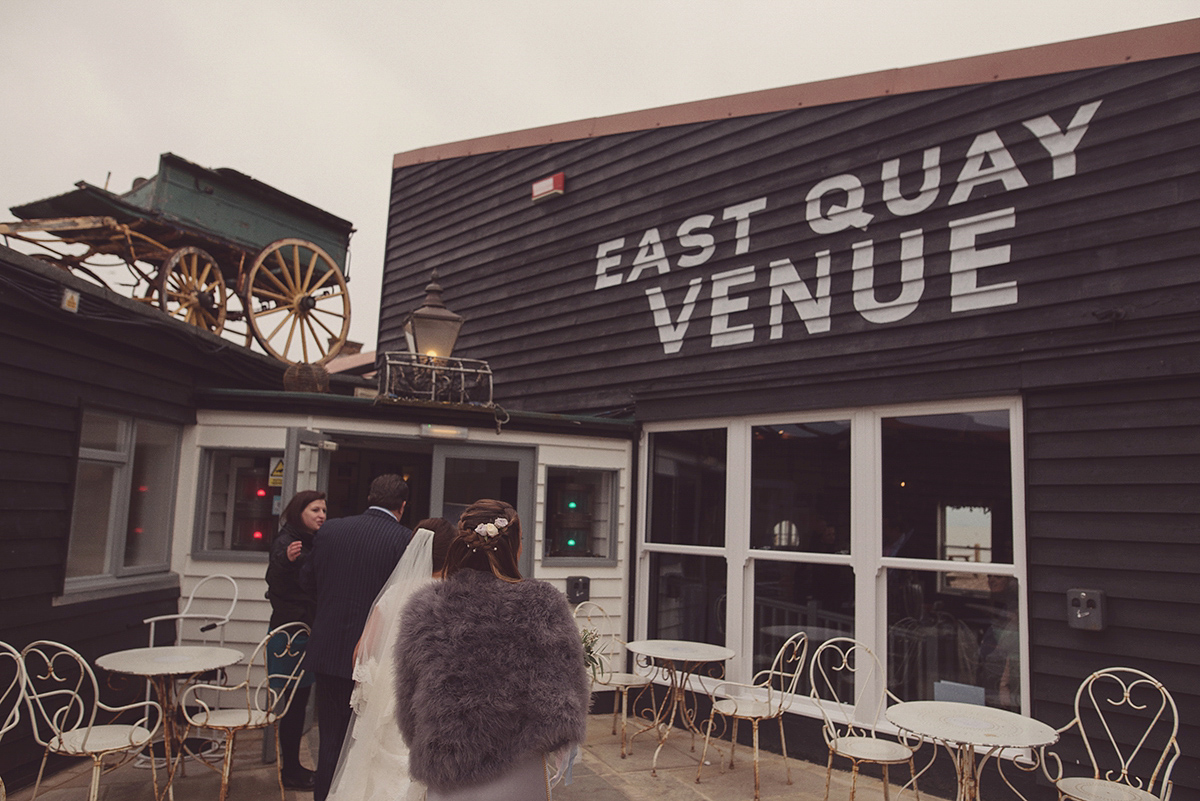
[368, 505, 399, 521]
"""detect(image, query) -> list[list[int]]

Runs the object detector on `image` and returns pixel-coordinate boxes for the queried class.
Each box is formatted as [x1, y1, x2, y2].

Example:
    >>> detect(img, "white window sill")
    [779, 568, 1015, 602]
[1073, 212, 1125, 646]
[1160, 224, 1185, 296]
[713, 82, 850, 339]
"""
[54, 572, 181, 606]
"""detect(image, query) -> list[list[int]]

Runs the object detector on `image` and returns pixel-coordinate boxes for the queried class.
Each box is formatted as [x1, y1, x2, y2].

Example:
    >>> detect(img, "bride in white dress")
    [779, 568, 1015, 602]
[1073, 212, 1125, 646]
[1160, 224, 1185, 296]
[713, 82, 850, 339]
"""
[326, 519, 453, 801]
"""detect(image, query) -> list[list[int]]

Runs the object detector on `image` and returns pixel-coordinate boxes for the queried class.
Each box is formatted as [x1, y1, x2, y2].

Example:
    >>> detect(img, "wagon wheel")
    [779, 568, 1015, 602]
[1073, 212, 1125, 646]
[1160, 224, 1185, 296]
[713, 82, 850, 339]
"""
[157, 247, 227, 333]
[244, 238, 351, 365]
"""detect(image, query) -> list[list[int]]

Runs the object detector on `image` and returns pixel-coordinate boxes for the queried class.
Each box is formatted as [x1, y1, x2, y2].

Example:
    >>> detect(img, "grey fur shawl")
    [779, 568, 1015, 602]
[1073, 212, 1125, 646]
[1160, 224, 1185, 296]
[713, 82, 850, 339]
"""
[394, 569, 591, 792]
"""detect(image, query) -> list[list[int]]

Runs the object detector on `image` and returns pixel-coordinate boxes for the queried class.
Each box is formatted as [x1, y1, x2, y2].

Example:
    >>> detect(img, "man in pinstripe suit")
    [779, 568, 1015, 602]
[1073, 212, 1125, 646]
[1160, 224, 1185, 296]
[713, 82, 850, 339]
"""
[301, 474, 413, 800]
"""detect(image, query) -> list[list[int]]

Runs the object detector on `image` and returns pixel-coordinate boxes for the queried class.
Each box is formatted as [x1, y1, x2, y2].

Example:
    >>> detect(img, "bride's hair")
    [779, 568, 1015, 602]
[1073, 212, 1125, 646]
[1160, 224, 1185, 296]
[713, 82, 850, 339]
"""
[414, 517, 457, 577]
[442, 499, 522, 583]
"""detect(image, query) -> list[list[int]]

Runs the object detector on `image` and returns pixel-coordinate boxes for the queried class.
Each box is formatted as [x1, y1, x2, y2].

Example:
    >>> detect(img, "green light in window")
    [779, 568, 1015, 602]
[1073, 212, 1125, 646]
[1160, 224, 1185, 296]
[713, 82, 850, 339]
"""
[567, 501, 577, 509]
[567, 538, 577, 547]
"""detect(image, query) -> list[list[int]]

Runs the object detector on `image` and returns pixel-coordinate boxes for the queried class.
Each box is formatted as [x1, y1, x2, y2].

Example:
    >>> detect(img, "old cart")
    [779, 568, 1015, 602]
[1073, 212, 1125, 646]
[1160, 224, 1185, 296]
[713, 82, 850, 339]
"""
[0, 153, 354, 365]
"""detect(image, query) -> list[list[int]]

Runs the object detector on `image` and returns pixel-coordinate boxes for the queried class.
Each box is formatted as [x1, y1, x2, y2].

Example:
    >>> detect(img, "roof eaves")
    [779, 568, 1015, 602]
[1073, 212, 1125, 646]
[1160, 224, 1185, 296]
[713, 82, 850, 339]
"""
[196, 387, 639, 438]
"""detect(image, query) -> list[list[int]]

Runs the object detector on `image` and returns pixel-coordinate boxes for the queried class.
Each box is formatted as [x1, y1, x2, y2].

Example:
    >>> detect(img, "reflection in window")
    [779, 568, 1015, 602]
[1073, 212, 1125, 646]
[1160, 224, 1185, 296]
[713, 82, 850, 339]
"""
[67, 412, 179, 583]
[751, 421, 850, 553]
[443, 457, 519, 525]
[648, 430, 726, 546]
[754, 561, 854, 681]
[544, 467, 617, 560]
[66, 462, 118, 578]
[887, 569, 1020, 711]
[881, 411, 1012, 563]
[648, 552, 726, 646]
[201, 451, 283, 552]
[941, 505, 992, 563]
[125, 421, 178, 568]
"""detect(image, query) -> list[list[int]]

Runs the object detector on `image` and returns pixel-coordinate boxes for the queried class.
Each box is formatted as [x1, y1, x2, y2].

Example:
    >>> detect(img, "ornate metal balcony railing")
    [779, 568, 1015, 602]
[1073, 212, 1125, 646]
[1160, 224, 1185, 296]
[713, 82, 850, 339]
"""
[379, 352, 493, 405]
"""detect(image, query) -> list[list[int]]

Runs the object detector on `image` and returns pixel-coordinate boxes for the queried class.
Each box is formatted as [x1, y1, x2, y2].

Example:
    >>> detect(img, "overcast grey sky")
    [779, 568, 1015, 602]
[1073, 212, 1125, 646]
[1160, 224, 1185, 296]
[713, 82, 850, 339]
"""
[2, 1, 1195, 351]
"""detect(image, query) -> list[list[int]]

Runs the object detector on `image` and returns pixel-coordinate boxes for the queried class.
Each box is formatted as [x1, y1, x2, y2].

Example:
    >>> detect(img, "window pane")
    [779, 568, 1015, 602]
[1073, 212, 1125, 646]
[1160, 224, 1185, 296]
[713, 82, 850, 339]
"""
[751, 421, 850, 552]
[442, 457, 519, 524]
[647, 552, 726, 646]
[887, 568, 1020, 711]
[881, 411, 1012, 563]
[124, 422, 178, 568]
[648, 429, 726, 546]
[79, 411, 125, 451]
[204, 452, 283, 551]
[754, 560, 854, 680]
[66, 461, 115, 578]
[544, 467, 616, 559]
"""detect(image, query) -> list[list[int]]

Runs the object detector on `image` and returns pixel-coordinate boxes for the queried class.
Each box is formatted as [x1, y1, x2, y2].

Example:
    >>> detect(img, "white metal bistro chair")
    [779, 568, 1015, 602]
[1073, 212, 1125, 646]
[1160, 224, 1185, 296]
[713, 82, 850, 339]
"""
[1, 640, 24, 801]
[144, 573, 240, 647]
[20, 640, 162, 801]
[1042, 667, 1181, 801]
[696, 630, 808, 800]
[810, 637, 920, 801]
[179, 622, 310, 801]
[573, 601, 653, 758]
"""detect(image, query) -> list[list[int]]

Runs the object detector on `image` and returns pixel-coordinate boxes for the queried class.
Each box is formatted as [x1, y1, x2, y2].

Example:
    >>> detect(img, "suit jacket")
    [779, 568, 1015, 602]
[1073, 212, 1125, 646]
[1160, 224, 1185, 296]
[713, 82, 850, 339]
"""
[301, 508, 412, 678]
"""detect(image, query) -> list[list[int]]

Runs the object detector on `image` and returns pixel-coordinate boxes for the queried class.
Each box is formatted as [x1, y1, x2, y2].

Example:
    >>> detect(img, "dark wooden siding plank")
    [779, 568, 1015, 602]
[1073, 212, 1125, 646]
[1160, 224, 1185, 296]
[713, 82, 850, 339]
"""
[383, 60, 1200, 414]
[1025, 377, 1200, 797]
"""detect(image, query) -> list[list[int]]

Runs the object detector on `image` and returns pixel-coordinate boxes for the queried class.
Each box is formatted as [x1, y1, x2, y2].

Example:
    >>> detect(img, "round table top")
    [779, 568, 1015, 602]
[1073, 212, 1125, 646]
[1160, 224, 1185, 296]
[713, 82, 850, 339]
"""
[96, 645, 244, 677]
[886, 701, 1058, 749]
[626, 638, 735, 663]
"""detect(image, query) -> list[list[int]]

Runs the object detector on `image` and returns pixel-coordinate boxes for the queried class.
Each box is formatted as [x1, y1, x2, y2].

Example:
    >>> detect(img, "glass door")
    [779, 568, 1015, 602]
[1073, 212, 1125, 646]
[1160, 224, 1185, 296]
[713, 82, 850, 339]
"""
[431, 444, 535, 577]
[282, 427, 334, 501]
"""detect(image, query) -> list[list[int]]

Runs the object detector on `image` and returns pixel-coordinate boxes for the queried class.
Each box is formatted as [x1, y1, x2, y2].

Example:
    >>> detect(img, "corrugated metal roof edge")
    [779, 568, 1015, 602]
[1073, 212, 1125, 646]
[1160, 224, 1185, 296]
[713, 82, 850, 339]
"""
[195, 387, 639, 438]
[393, 18, 1200, 168]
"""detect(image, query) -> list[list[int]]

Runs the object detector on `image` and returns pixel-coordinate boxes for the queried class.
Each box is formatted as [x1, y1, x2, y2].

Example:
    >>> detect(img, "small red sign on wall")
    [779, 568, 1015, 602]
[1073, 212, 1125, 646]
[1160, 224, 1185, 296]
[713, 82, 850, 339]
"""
[532, 172, 565, 202]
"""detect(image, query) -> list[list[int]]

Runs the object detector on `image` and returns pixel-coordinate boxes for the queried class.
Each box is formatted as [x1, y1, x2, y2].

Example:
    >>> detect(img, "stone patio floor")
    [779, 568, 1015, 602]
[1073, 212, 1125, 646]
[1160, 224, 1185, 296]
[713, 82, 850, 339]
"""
[6, 713, 934, 801]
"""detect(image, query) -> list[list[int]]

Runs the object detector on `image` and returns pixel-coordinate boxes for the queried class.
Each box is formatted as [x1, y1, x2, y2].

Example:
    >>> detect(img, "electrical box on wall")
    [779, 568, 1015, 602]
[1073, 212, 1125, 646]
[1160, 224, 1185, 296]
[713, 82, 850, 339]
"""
[566, 576, 590, 604]
[531, 172, 565, 202]
[1066, 588, 1106, 631]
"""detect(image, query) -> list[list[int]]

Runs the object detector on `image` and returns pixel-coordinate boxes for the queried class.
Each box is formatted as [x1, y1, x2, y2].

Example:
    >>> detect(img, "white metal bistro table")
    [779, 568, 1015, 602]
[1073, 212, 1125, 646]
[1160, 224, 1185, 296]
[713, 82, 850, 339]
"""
[97, 645, 244, 801]
[625, 639, 735, 775]
[886, 700, 1058, 801]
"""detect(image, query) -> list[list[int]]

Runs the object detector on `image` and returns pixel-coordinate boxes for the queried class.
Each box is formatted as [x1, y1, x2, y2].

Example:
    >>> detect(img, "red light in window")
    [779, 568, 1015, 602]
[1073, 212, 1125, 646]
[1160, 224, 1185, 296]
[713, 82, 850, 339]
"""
[253, 530, 264, 539]
[256, 489, 266, 497]
[138, 485, 149, 493]
[133, 527, 143, 534]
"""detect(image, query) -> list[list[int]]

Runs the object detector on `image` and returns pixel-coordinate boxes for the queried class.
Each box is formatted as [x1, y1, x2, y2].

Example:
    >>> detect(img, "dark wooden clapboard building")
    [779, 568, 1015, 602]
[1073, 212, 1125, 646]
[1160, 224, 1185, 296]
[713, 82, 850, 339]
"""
[0, 247, 291, 783]
[0, 242, 638, 789]
[380, 20, 1200, 797]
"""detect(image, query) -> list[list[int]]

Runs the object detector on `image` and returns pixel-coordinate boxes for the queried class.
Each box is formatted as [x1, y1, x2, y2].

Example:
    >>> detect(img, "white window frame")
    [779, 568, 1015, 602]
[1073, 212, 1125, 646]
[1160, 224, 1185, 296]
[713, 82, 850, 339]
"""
[636, 396, 1029, 719]
[63, 411, 179, 595]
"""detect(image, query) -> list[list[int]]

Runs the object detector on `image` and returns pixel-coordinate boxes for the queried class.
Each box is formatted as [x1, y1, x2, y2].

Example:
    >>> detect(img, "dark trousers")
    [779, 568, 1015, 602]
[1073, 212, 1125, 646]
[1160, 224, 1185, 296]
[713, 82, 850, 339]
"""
[314, 672, 355, 801]
[279, 684, 311, 773]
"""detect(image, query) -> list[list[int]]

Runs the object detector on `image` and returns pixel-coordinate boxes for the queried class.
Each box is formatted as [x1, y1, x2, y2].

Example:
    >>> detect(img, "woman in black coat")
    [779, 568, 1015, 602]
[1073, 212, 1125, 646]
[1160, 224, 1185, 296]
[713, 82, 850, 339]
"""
[265, 489, 326, 790]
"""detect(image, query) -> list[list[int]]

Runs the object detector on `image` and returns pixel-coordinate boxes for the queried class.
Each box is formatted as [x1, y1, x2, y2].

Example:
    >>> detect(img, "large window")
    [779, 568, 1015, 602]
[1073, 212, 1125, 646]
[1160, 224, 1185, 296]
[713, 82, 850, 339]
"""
[638, 400, 1026, 716]
[881, 410, 1020, 710]
[66, 411, 180, 587]
[644, 429, 728, 646]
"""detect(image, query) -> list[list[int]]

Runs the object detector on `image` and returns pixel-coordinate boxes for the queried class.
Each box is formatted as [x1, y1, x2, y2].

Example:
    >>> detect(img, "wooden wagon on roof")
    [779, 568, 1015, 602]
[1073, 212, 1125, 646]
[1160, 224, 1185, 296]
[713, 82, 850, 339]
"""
[0, 153, 354, 365]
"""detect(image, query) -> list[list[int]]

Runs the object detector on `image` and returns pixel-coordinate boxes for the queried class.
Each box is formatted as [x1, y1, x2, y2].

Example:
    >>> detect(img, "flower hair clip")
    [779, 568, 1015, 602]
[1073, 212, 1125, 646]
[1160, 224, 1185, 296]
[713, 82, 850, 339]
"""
[474, 517, 509, 541]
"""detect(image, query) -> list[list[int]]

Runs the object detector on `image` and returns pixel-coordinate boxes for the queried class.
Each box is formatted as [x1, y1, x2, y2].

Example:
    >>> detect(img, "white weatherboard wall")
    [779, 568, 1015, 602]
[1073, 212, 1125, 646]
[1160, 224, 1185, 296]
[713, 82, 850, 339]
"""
[169, 409, 634, 677]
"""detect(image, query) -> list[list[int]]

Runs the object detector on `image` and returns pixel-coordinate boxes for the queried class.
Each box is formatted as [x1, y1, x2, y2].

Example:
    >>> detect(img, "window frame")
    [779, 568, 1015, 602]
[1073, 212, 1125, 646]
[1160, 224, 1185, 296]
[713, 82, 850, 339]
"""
[190, 446, 286, 562]
[636, 396, 1029, 718]
[63, 410, 180, 594]
[541, 464, 620, 567]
